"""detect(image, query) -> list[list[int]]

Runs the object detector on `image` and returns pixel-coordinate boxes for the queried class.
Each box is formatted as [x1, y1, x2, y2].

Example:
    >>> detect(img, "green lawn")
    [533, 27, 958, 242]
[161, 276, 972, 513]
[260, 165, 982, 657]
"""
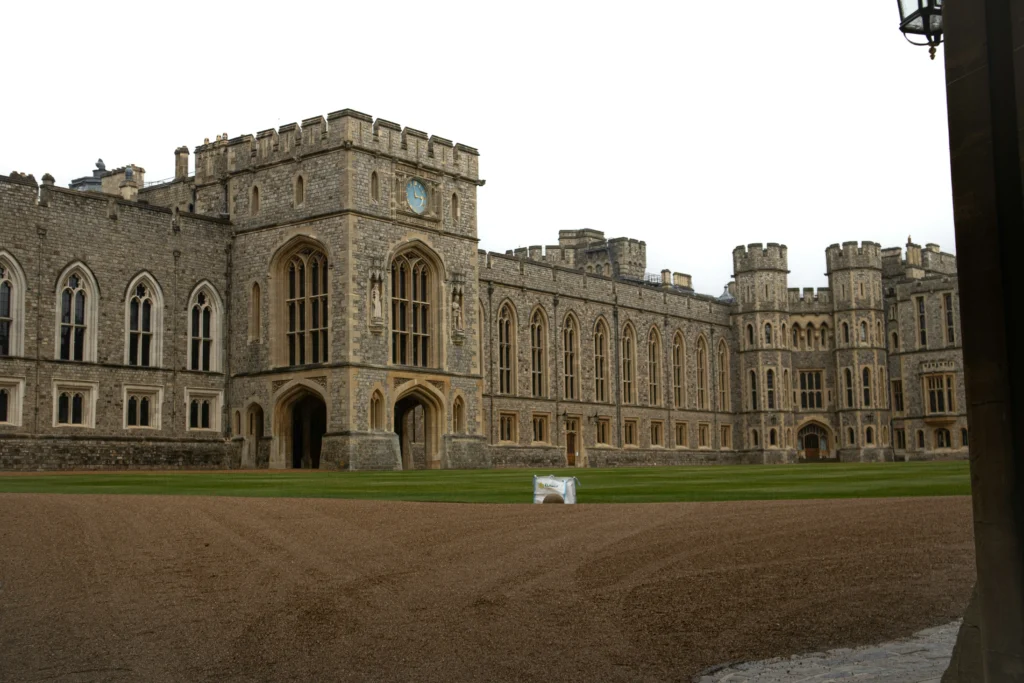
[0, 461, 970, 504]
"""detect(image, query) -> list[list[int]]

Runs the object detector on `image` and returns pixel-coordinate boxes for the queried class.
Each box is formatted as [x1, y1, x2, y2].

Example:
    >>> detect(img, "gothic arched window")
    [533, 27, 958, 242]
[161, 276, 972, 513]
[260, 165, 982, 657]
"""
[189, 285, 223, 372]
[392, 250, 436, 368]
[370, 390, 384, 430]
[648, 327, 661, 406]
[530, 309, 547, 398]
[56, 264, 98, 363]
[294, 175, 305, 206]
[862, 367, 872, 407]
[696, 336, 708, 410]
[125, 274, 163, 368]
[672, 332, 685, 408]
[749, 370, 758, 410]
[594, 320, 609, 402]
[563, 315, 579, 401]
[718, 340, 730, 411]
[0, 252, 26, 357]
[285, 249, 329, 366]
[498, 303, 515, 395]
[766, 369, 775, 409]
[621, 324, 636, 405]
[747, 324, 755, 347]
[845, 368, 854, 408]
[764, 323, 772, 346]
[249, 282, 261, 342]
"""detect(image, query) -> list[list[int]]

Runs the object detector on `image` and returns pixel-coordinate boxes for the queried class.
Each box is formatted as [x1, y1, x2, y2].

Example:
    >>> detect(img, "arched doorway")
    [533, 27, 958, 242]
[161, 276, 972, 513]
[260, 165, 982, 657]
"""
[243, 403, 264, 468]
[392, 384, 444, 470]
[797, 422, 832, 462]
[272, 384, 328, 469]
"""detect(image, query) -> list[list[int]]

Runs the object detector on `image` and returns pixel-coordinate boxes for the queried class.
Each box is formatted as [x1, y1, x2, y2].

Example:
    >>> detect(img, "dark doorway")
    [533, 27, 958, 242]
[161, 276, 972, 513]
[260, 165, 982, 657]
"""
[394, 395, 427, 470]
[290, 394, 326, 469]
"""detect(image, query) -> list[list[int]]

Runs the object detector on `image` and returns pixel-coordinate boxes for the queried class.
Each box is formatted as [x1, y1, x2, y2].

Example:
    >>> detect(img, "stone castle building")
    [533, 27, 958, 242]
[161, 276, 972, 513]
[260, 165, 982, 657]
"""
[0, 109, 968, 470]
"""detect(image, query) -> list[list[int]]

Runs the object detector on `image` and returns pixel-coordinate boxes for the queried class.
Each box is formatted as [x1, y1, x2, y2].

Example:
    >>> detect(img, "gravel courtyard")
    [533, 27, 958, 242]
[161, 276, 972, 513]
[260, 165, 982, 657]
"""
[0, 494, 974, 682]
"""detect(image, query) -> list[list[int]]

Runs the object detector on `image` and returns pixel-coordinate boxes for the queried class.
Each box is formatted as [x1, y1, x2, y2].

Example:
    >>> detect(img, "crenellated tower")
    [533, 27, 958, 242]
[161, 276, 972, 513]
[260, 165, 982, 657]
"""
[826, 241, 891, 460]
[732, 243, 794, 462]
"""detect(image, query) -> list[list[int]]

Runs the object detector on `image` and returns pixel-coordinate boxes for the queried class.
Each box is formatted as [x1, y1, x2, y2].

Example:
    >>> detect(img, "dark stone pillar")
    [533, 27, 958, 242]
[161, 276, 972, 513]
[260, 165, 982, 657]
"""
[943, 0, 1024, 679]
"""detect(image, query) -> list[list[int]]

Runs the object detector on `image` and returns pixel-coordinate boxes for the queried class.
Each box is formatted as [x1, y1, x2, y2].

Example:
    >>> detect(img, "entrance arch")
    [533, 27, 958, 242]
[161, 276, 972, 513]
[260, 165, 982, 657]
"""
[797, 422, 832, 461]
[272, 381, 328, 469]
[393, 382, 445, 470]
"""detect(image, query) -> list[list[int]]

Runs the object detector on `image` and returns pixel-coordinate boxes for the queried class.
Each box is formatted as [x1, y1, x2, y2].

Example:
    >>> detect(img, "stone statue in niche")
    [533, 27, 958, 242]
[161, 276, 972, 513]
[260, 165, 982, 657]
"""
[452, 292, 463, 332]
[371, 281, 383, 320]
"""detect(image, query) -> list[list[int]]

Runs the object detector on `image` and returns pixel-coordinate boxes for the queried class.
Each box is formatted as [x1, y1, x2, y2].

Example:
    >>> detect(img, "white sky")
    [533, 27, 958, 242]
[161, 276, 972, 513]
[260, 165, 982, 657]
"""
[4, 1, 952, 295]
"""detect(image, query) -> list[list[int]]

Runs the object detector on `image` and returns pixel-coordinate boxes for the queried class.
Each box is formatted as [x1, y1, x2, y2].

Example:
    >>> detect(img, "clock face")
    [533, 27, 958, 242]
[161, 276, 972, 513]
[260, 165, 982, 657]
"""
[406, 179, 428, 215]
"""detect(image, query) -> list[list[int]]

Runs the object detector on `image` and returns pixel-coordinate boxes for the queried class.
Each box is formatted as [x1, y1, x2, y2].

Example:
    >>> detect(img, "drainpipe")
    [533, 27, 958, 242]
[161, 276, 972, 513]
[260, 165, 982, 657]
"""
[487, 282, 494, 446]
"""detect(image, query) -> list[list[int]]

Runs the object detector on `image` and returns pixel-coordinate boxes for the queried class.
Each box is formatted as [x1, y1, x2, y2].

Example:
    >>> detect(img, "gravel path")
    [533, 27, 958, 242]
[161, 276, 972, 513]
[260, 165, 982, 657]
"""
[0, 495, 973, 682]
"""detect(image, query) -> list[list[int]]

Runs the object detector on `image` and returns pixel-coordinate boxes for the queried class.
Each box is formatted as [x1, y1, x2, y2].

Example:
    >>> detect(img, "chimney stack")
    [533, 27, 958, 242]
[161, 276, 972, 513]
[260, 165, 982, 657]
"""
[174, 146, 190, 181]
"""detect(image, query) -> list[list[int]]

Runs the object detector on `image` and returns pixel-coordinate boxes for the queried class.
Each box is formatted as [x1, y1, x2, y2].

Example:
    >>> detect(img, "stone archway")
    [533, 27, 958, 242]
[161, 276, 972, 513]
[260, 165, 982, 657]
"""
[392, 383, 444, 470]
[271, 382, 328, 470]
[797, 421, 833, 462]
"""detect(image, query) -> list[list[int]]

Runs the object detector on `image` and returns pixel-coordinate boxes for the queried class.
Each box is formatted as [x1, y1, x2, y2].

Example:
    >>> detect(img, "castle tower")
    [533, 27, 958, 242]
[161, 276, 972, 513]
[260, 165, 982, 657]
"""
[732, 243, 794, 462]
[826, 241, 891, 461]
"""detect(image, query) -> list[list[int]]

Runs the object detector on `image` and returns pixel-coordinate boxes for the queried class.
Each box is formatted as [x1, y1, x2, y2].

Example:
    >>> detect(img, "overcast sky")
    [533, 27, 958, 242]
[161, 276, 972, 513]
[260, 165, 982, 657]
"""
[4, 2, 952, 295]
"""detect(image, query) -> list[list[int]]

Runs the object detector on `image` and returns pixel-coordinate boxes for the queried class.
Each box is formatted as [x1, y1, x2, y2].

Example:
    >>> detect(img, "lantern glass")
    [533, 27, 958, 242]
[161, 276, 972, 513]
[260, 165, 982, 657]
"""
[898, 0, 943, 36]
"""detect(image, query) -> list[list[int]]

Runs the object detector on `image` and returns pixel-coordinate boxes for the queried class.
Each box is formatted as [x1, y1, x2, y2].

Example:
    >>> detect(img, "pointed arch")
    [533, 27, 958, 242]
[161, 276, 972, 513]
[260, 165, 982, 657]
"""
[594, 317, 610, 403]
[250, 184, 260, 215]
[672, 330, 686, 409]
[792, 323, 801, 349]
[764, 322, 773, 346]
[249, 281, 262, 342]
[452, 393, 466, 433]
[621, 322, 637, 404]
[370, 171, 380, 203]
[562, 312, 580, 401]
[695, 334, 709, 410]
[451, 192, 460, 222]
[270, 235, 331, 368]
[647, 326, 662, 406]
[781, 323, 787, 348]
[749, 369, 759, 410]
[0, 250, 27, 357]
[294, 174, 305, 206]
[806, 322, 816, 350]
[717, 339, 730, 411]
[187, 280, 224, 372]
[370, 389, 385, 430]
[497, 300, 517, 395]
[54, 261, 99, 362]
[766, 368, 775, 409]
[529, 306, 548, 398]
[820, 323, 829, 348]
[124, 271, 164, 368]
[862, 366, 872, 407]
[390, 241, 445, 369]
[746, 323, 755, 348]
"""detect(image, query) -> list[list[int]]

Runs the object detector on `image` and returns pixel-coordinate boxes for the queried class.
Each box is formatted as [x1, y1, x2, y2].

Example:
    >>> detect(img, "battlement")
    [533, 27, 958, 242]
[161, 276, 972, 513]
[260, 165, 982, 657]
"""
[825, 241, 882, 272]
[732, 242, 788, 275]
[878, 241, 957, 280]
[787, 287, 833, 307]
[193, 108, 480, 185]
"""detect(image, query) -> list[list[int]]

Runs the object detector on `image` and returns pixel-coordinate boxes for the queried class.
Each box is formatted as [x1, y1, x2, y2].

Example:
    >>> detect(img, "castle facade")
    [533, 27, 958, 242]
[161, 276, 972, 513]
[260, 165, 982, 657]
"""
[0, 110, 967, 470]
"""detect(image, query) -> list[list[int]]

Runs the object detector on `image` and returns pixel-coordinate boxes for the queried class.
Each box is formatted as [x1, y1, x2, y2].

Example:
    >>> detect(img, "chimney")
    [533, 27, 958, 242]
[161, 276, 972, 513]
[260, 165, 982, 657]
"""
[672, 272, 692, 289]
[175, 146, 190, 181]
[120, 166, 139, 201]
[661, 269, 671, 285]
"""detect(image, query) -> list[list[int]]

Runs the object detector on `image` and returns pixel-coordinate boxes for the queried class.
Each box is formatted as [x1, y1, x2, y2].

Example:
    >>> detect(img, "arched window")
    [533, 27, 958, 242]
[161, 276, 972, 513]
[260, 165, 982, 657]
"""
[717, 340, 730, 411]
[451, 193, 460, 222]
[498, 303, 515, 395]
[747, 324, 755, 347]
[55, 263, 98, 363]
[848, 427, 856, 446]
[594, 320, 609, 402]
[125, 273, 163, 368]
[370, 390, 384, 430]
[843, 322, 850, 344]
[792, 324, 800, 349]
[769, 428, 777, 446]
[749, 370, 758, 410]
[806, 323, 816, 350]
[563, 315, 579, 400]
[917, 429, 925, 448]
[862, 367, 872, 407]
[234, 411, 241, 435]
[294, 175, 305, 206]
[783, 368, 790, 409]
[391, 249, 436, 368]
[452, 395, 466, 433]
[530, 309, 547, 398]
[672, 333, 685, 408]
[250, 185, 260, 215]
[189, 284, 223, 372]
[0, 252, 26, 357]
[866, 426, 874, 444]
[621, 324, 636, 404]
[648, 328, 661, 406]
[478, 301, 485, 375]
[820, 324, 828, 348]
[876, 321, 882, 345]
[283, 248, 329, 367]
[764, 323, 772, 346]
[781, 323, 787, 348]
[845, 368, 854, 407]
[892, 332, 899, 350]
[860, 321, 868, 342]
[249, 282, 261, 342]
[371, 171, 380, 203]
[936, 428, 951, 448]
[766, 369, 775, 409]
[752, 429, 760, 447]
[126, 392, 155, 429]
[696, 337, 708, 410]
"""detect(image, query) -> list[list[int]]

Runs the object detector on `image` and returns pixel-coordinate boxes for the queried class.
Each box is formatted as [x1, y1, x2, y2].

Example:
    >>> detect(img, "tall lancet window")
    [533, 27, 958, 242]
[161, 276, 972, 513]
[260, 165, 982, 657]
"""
[287, 249, 329, 366]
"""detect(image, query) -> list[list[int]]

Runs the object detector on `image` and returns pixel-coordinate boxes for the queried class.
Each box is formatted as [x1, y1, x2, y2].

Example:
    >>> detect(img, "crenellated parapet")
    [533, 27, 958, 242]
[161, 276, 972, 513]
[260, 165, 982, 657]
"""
[193, 108, 481, 186]
[825, 241, 883, 273]
[787, 287, 833, 308]
[732, 243, 788, 275]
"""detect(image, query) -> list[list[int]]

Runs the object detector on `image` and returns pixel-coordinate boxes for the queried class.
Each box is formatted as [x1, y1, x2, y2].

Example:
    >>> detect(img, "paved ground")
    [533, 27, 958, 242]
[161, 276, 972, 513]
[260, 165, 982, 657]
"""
[0, 494, 974, 682]
[699, 620, 960, 682]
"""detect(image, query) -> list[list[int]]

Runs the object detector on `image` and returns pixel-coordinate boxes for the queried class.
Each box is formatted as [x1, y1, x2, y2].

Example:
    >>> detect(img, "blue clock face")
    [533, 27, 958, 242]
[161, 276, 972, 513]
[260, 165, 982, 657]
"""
[406, 179, 428, 215]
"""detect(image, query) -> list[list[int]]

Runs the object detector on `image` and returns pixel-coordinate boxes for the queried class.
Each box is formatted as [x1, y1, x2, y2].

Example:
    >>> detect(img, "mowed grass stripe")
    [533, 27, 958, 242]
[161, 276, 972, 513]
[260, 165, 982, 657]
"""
[0, 461, 969, 503]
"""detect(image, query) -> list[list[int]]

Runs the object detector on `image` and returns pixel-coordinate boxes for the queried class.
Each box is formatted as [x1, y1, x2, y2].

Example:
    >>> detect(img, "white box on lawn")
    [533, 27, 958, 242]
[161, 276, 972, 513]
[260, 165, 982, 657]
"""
[533, 475, 580, 504]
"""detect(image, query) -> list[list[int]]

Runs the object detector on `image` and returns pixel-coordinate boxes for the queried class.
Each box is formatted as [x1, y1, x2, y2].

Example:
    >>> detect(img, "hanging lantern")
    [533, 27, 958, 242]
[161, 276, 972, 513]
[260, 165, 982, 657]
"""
[897, 0, 944, 60]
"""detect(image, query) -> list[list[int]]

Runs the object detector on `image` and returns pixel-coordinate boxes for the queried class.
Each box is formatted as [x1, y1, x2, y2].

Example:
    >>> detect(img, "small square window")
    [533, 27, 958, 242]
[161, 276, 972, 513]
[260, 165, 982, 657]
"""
[650, 421, 663, 447]
[124, 385, 163, 430]
[674, 422, 688, 448]
[499, 412, 518, 443]
[596, 418, 611, 445]
[0, 377, 26, 427]
[185, 388, 222, 432]
[532, 414, 550, 444]
[53, 380, 99, 428]
[623, 419, 637, 447]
